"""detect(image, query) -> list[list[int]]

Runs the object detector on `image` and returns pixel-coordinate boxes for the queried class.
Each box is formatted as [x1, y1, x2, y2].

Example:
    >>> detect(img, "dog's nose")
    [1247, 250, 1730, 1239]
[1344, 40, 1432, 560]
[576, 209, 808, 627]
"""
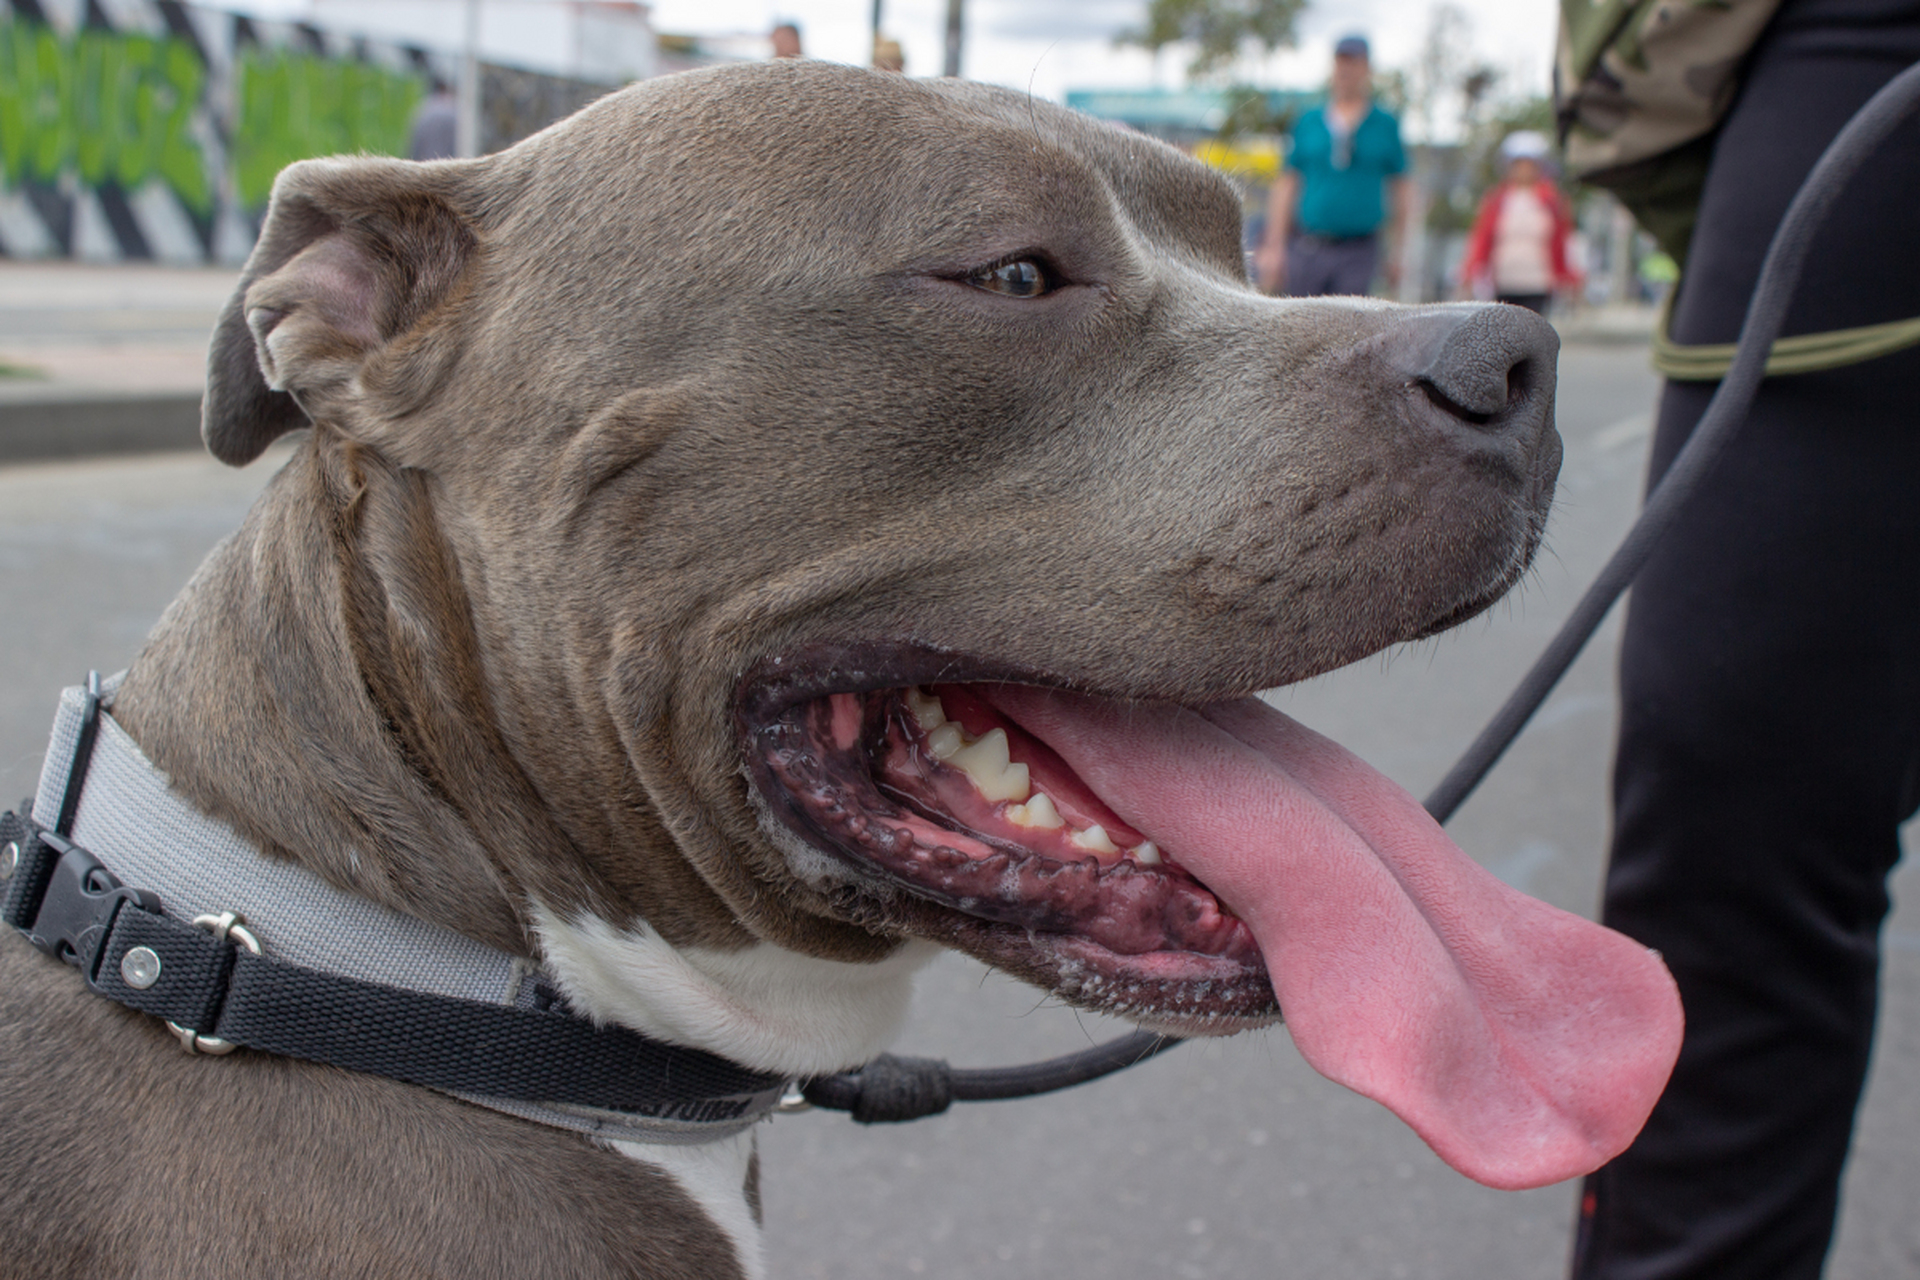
[1379, 304, 1558, 433]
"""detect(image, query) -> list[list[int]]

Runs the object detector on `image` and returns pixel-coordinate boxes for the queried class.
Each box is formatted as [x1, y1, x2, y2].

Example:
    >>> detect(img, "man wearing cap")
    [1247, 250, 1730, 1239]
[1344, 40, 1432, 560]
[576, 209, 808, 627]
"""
[1254, 35, 1412, 297]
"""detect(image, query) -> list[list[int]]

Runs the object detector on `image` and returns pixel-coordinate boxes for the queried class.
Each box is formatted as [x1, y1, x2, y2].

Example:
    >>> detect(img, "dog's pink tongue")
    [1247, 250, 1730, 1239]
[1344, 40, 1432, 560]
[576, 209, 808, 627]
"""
[983, 686, 1682, 1191]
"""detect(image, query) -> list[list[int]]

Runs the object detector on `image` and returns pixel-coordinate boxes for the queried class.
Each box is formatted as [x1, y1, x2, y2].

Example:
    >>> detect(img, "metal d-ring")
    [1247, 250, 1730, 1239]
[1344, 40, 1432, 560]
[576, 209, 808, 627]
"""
[169, 911, 262, 1056]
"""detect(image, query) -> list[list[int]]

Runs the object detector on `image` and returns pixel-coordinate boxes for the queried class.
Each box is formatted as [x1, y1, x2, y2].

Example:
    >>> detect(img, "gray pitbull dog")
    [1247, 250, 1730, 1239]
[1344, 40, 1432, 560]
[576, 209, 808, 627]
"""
[0, 61, 1681, 1279]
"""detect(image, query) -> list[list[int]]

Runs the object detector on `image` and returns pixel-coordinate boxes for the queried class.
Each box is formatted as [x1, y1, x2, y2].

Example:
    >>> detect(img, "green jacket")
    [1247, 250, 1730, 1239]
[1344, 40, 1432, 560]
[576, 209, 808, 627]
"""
[1555, 0, 1783, 265]
[1557, 0, 1920, 379]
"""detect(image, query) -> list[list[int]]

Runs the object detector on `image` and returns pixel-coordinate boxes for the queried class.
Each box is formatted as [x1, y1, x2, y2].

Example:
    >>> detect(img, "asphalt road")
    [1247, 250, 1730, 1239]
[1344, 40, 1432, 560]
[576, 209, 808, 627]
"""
[1, 343, 1914, 1278]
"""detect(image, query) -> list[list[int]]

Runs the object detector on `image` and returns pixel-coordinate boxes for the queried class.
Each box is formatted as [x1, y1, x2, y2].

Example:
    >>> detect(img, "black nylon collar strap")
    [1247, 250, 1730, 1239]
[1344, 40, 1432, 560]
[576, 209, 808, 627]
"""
[1, 805, 786, 1127]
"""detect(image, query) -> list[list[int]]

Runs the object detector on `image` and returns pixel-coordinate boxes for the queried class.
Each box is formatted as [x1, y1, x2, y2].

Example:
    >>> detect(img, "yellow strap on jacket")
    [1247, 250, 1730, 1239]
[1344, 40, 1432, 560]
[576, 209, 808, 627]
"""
[1652, 303, 1920, 380]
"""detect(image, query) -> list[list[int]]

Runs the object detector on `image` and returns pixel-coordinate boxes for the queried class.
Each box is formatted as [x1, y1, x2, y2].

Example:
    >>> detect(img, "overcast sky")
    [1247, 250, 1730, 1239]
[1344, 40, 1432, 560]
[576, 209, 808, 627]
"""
[232, 0, 1559, 108]
[673, 0, 1560, 102]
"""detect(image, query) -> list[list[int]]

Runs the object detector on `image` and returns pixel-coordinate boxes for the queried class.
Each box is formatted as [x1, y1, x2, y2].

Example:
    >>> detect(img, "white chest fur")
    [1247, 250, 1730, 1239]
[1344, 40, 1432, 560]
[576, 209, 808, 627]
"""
[532, 906, 937, 1277]
[611, 1130, 768, 1280]
[531, 905, 937, 1077]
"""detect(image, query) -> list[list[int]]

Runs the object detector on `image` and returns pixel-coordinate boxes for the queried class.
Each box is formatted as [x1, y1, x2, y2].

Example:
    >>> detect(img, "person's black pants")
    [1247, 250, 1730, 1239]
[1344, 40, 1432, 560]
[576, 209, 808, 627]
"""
[1285, 233, 1379, 297]
[1571, 2, 1920, 1277]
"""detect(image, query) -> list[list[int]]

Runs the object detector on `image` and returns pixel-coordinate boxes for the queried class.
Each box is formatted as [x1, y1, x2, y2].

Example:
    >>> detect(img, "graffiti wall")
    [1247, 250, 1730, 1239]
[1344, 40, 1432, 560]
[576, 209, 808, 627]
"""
[0, 0, 450, 263]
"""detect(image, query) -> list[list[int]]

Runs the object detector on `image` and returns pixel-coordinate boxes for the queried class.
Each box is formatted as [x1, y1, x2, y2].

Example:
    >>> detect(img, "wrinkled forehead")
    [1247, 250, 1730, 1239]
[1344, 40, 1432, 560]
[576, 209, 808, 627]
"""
[540, 64, 1246, 273]
[910, 81, 1247, 267]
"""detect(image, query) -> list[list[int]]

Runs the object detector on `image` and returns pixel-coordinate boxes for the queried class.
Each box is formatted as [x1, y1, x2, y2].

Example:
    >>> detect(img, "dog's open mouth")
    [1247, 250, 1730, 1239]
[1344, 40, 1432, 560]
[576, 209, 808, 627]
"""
[751, 681, 1273, 1023]
[742, 662, 1685, 1191]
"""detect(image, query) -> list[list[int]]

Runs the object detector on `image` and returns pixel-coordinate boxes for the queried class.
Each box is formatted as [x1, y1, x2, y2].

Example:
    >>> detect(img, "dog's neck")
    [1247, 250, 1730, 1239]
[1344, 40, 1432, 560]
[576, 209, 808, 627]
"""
[107, 440, 931, 1079]
[113, 443, 536, 953]
[113, 438, 746, 954]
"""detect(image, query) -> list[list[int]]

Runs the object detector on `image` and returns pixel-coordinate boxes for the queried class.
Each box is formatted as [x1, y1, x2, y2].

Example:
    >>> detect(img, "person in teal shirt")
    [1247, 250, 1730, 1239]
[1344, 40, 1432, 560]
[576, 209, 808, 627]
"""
[1254, 35, 1411, 297]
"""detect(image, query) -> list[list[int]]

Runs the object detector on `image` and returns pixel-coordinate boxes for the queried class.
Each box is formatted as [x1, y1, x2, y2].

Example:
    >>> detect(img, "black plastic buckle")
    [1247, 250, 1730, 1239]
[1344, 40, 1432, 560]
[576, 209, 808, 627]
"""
[23, 831, 160, 980]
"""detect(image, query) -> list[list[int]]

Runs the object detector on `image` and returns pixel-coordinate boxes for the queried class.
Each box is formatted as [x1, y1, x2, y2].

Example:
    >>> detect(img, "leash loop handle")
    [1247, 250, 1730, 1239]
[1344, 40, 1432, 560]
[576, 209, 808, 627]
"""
[803, 1054, 954, 1123]
[804, 1029, 1183, 1122]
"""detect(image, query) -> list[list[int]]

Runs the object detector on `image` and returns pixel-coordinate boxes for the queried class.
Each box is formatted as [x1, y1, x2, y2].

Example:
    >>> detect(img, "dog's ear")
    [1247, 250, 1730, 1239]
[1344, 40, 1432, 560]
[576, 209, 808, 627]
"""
[204, 156, 478, 466]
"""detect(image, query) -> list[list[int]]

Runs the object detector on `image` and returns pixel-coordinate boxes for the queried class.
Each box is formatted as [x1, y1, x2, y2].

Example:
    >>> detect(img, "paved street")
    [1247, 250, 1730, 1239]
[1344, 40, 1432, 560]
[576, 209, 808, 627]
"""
[0, 341, 1913, 1278]
[0, 260, 236, 396]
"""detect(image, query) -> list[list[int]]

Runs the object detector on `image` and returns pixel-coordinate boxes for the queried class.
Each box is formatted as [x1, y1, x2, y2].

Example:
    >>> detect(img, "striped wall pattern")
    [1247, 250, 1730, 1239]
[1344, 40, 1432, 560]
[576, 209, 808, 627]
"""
[0, 0, 456, 264]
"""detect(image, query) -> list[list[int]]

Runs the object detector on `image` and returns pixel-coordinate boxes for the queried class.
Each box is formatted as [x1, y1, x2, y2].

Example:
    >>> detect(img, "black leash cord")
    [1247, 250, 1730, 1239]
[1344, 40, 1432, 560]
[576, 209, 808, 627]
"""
[801, 1027, 1183, 1122]
[1424, 59, 1920, 826]
[806, 61, 1920, 1124]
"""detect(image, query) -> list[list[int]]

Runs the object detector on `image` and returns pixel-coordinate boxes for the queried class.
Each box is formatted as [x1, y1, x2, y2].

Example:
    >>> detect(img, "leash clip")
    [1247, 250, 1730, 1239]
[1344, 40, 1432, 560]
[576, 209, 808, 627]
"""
[21, 832, 161, 980]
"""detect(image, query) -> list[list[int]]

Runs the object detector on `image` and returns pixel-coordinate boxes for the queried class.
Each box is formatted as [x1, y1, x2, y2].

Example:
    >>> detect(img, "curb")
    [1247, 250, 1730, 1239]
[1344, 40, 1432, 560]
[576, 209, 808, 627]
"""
[0, 389, 206, 464]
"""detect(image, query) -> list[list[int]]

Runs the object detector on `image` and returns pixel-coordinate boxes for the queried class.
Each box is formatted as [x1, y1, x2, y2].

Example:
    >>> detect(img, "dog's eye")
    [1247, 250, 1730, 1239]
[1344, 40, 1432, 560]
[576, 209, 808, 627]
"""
[967, 258, 1054, 298]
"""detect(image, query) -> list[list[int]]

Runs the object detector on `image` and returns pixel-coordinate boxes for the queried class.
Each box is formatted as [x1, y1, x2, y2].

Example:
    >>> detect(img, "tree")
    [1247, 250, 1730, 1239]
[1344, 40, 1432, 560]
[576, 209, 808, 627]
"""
[1400, 2, 1500, 143]
[1117, 0, 1307, 82]
[1207, 86, 1292, 138]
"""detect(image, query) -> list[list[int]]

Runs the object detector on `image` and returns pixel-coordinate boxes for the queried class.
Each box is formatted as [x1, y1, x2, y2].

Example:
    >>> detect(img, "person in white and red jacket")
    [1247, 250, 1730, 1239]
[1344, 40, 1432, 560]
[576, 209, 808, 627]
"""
[1458, 132, 1582, 314]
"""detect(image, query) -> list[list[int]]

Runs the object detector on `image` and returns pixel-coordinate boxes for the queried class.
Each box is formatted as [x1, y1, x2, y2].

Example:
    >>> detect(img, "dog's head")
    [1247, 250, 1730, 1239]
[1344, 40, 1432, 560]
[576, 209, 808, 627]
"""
[203, 62, 1675, 1190]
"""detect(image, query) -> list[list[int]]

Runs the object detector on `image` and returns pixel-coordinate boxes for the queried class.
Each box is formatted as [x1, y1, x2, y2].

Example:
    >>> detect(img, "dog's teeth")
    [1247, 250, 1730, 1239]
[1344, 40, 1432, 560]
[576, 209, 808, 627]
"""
[1006, 792, 1065, 829]
[907, 687, 947, 730]
[926, 722, 964, 760]
[1130, 840, 1162, 865]
[949, 728, 1031, 802]
[1070, 824, 1119, 854]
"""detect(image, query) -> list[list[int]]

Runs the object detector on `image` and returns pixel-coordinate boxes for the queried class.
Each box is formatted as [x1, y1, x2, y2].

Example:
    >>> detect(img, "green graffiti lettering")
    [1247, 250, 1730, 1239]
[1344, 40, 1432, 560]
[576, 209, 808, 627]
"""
[149, 39, 211, 212]
[29, 22, 70, 181]
[230, 48, 288, 209]
[0, 23, 36, 187]
[0, 22, 61, 185]
[0, 17, 418, 218]
[232, 47, 422, 209]
[76, 30, 131, 187]
[0, 18, 208, 209]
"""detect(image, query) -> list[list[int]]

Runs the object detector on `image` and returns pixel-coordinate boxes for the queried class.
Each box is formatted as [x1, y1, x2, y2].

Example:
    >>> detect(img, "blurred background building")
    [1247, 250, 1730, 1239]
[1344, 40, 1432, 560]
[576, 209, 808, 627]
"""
[0, 0, 1667, 308]
[0, 0, 713, 265]
[310, 0, 661, 82]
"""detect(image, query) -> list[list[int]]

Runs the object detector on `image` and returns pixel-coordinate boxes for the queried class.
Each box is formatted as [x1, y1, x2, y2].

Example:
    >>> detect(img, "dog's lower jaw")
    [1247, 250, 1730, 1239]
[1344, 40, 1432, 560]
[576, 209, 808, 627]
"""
[529, 903, 938, 1078]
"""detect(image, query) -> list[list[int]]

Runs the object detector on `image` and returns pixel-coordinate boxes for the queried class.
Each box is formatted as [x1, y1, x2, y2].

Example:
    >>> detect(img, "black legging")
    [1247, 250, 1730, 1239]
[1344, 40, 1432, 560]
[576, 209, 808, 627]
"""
[1571, 2, 1920, 1276]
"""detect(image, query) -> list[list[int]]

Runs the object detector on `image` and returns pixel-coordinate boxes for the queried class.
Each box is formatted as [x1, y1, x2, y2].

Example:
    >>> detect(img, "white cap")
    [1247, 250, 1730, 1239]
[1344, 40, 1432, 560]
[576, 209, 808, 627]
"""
[1500, 130, 1551, 163]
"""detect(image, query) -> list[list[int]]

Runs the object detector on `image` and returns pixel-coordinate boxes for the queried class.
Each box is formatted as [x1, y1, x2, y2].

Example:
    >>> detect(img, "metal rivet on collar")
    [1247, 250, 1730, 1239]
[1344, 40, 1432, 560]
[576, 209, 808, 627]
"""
[0, 839, 17, 880]
[121, 946, 162, 990]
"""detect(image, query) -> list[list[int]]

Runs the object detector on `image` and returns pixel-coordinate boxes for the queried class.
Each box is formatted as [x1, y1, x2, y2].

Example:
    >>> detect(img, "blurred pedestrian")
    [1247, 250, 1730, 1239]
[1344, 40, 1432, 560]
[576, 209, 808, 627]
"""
[1458, 131, 1581, 314]
[874, 37, 905, 73]
[409, 78, 458, 161]
[1254, 35, 1410, 297]
[770, 22, 803, 59]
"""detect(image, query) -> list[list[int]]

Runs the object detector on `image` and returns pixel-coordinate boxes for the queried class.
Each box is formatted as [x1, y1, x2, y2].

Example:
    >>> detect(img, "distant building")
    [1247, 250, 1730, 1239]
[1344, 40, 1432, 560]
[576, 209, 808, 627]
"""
[310, 0, 659, 83]
[1064, 87, 1321, 148]
[0, 0, 458, 264]
[654, 29, 765, 75]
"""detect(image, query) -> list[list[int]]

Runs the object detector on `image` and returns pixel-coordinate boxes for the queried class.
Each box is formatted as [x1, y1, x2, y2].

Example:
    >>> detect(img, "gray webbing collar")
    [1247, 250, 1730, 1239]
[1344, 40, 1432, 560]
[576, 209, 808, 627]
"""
[17, 676, 788, 1146]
